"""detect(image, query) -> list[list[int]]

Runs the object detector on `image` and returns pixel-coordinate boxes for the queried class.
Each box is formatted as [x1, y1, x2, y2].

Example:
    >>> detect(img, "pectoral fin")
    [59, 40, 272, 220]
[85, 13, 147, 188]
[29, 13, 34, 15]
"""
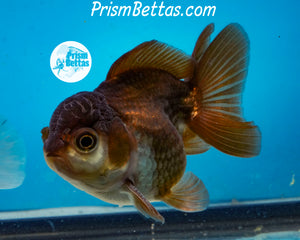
[125, 180, 165, 223]
[162, 172, 209, 212]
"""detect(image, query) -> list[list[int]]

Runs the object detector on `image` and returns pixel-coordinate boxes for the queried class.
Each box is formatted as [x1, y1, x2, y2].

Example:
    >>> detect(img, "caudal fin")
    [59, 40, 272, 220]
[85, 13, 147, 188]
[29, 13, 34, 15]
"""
[0, 116, 26, 189]
[187, 23, 261, 158]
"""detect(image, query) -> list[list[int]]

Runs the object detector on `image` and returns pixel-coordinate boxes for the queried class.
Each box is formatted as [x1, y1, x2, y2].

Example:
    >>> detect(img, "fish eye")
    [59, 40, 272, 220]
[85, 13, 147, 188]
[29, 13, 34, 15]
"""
[74, 128, 98, 153]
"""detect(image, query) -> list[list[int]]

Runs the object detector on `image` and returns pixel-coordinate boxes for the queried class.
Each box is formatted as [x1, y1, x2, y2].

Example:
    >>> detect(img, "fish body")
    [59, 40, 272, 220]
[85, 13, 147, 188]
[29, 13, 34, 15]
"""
[42, 23, 261, 223]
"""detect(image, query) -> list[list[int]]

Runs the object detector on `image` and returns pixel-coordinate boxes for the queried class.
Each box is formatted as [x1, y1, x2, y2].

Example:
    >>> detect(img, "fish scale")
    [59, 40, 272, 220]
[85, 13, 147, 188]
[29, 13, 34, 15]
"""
[150, 126, 186, 197]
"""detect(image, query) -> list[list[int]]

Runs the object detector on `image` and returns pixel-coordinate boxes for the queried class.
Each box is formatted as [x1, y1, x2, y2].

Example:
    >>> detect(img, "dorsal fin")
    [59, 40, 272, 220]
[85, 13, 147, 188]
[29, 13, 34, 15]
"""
[106, 40, 194, 80]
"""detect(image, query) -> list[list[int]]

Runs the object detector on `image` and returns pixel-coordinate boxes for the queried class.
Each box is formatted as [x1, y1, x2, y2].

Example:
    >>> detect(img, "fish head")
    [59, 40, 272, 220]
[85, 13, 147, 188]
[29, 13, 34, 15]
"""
[42, 125, 108, 178]
[42, 91, 122, 181]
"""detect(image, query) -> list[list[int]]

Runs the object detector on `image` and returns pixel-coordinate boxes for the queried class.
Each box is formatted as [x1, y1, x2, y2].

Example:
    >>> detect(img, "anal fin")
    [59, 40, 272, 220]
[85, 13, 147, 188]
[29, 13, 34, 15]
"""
[182, 124, 210, 155]
[125, 180, 165, 223]
[162, 172, 209, 212]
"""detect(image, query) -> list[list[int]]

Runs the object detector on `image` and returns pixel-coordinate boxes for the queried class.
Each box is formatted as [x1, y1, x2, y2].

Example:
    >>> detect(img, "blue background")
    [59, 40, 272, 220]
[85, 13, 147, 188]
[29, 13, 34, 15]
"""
[0, 0, 299, 210]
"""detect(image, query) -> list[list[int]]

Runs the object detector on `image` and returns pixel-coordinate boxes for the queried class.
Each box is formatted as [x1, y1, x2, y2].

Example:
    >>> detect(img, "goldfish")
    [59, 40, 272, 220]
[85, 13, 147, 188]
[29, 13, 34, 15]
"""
[0, 115, 26, 189]
[42, 23, 261, 223]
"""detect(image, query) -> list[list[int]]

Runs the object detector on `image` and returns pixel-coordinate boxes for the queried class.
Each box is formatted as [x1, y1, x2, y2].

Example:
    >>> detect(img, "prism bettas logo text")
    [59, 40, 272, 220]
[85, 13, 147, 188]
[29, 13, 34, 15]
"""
[50, 41, 92, 83]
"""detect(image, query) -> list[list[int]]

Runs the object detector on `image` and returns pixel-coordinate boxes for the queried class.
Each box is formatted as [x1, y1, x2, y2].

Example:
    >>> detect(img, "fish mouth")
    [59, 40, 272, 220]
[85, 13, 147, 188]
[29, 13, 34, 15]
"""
[44, 151, 75, 175]
[46, 152, 61, 158]
[44, 151, 65, 171]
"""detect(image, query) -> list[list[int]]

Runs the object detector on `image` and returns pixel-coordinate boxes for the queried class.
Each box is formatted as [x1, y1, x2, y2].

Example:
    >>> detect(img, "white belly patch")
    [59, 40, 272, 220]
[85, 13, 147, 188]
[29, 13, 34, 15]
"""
[134, 132, 157, 200]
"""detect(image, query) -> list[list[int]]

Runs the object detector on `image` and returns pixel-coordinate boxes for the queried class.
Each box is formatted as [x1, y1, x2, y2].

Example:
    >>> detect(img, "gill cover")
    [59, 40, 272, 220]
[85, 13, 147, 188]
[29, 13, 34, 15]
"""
[107, 117, 137, 171]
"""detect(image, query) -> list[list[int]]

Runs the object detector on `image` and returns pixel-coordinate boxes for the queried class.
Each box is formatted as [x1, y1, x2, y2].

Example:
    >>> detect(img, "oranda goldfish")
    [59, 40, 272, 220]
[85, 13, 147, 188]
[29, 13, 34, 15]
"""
[42, 23, 261, 223]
